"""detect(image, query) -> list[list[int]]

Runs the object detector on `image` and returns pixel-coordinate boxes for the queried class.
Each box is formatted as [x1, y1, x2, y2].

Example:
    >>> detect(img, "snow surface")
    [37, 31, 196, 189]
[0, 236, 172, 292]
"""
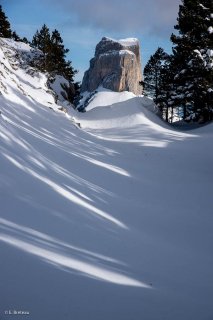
[0, 38, 57, 111]
[208, 26, 213, 33]
[99, 48, 136, 57]
[48, 75, 70, 103]
[0, 39, 213, 320]
[207, 49, 213, 57]
[105, 37, 139, 47]
[119, 49, 135, 56]
[118, 38, 139, 46]
[79, 87, 136, 111]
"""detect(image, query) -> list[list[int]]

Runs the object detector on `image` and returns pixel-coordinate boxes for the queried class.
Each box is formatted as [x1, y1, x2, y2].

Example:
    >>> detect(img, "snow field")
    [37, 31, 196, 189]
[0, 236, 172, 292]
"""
[0, 38, 213, 320]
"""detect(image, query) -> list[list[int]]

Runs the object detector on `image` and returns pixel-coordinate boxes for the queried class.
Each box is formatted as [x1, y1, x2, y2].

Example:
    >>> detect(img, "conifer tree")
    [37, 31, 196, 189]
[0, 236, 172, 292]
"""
[49, 29, 78, 104]
[155, 55, 176, 122]
[32, 25, 79, 104]
[32, 24, 51, 71]
[143, 48, 173, 121]
[169, 0, 213, 121]
[144, 47, 169, 101]
[22, 37, 30, 44]
[12, 31, 21, 42]
[0, 5, 12, 38]
[49, 29, 76, 81]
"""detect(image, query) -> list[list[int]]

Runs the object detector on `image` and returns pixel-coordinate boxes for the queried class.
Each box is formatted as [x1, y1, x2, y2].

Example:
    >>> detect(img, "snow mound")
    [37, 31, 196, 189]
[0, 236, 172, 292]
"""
[77, 97, 154, 129]
[75, 90, 166, 131]
[78, 87, 136, 112]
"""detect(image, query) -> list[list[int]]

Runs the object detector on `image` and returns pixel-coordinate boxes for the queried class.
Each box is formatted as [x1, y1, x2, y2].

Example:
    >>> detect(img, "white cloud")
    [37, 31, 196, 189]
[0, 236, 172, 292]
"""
[49, 0, 181, 36]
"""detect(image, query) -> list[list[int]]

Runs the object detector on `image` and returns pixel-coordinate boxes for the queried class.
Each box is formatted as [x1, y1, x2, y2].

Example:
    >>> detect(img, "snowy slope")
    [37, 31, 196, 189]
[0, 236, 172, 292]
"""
[0, 38, 72, 109]
[0, 39, 213, 320]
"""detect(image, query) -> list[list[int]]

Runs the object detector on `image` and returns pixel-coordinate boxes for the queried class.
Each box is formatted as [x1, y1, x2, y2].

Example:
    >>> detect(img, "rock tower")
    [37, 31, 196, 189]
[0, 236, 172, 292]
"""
[81, 37, 142, 95]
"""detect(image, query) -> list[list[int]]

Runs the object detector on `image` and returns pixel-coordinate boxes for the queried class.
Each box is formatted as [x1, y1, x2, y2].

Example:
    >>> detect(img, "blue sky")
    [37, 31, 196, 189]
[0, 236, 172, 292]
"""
[2, 0, 181, 82]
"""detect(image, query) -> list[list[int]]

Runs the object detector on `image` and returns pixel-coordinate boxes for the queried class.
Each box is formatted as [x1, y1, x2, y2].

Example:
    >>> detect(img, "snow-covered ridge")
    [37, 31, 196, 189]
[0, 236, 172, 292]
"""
[105, 37, 139, 47]
[2, 37, 40, 56]
[0, 38, 54, 107]
[0, 38, 72, 110]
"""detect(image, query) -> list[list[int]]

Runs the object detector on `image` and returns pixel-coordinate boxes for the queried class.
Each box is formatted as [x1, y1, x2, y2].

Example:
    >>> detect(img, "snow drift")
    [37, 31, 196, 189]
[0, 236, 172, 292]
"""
[0, 39, 213, 320]
[75, 89, 164, 130]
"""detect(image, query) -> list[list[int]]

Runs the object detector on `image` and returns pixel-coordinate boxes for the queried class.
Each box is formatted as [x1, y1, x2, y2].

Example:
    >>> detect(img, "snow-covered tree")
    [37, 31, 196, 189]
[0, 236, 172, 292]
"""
[0, 5, 12, 38]
[169, 0, 213, 122]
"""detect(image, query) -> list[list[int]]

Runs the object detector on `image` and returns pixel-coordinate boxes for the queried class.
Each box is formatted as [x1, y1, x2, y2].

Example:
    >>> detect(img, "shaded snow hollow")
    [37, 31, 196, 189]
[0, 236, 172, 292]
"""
[0, 39, 213, 320]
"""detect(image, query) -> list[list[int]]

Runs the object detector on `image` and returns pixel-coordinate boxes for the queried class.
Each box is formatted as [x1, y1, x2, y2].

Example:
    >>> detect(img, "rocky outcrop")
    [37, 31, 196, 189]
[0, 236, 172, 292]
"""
[81, 37, 142, 95]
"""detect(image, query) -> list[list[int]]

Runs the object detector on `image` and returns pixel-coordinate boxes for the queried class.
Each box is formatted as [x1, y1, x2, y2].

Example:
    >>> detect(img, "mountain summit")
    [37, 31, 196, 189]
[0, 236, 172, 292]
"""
[81, 37, 142, 95]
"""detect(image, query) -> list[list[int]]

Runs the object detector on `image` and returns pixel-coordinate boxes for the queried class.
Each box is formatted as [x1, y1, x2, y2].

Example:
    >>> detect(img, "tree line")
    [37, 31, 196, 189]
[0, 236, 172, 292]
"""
[0, 5, 79, 104]
[143, 0, 213, 124]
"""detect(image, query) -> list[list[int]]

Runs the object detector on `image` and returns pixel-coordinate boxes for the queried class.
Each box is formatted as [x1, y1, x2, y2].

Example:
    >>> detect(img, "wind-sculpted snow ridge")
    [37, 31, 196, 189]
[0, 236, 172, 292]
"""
[0, 39, 213, 320]
[77, 86, 136, 111]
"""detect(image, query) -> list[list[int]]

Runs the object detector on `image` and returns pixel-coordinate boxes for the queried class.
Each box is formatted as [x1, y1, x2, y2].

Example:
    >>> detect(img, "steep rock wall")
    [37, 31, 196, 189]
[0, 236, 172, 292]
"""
[81, 37, 143, 95]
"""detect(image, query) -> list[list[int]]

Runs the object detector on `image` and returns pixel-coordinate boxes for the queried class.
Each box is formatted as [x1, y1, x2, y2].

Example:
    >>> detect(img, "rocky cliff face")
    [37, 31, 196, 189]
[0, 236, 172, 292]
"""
[81, 37, 142, 95]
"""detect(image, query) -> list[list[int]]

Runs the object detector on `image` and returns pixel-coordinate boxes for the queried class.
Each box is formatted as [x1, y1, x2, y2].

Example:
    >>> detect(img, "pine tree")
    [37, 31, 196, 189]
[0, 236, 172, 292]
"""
[31, 30, 40, 48]
[49, 30, 78, 103]
[32, 27, 77, 79]
[0, 5, 12, 38]
[49, 29, 76, 81]
[22, 37, 30, 44]
[32, 24, 51, 71]
[32, 26, 79, 104]
[155, 55, 176, 122]
[143, 48, 173, 121]
[12, 31, 21, 42]
[144, 47, 169, 100]
[169, 0, 213, 122]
